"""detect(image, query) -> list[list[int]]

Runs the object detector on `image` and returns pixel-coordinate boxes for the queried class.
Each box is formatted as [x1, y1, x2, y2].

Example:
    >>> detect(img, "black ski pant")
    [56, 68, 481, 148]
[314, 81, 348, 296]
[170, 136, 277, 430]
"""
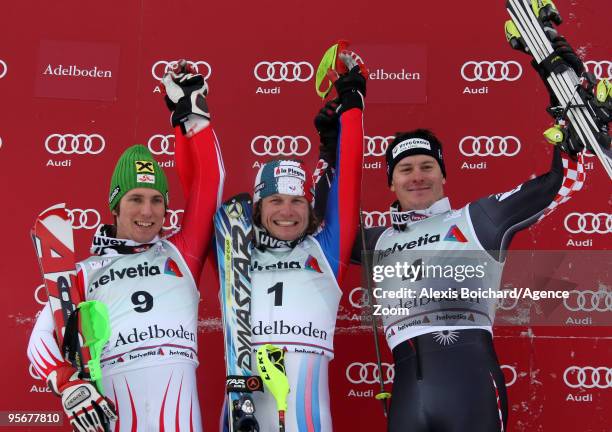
[388, 329, 508, 432]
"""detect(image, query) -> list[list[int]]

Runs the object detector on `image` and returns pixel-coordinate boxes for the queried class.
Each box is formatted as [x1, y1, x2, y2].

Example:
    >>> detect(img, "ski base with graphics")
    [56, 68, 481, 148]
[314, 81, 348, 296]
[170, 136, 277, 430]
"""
[31, 203, 111, 429]
[31, 203, 88, 370]
[505, 0, 612, 180]
[214, 194, 262, 432]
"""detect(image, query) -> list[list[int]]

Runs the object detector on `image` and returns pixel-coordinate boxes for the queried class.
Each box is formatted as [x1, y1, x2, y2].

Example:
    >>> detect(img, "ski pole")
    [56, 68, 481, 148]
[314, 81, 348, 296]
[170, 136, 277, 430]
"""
[358, 212, 392, 417]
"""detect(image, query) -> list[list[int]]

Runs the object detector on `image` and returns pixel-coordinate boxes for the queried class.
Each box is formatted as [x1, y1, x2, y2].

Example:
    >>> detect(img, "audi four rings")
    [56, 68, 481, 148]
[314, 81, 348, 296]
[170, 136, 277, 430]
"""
[364, 136, 395, 157]
[348, 287, 370, 309]
[564, 212, 612, 234]
[563, 290, 612, 312]
[563, 366, 612, 389]
[67, 208, 101, 230]
[584, 60, 612, 80]
[459, 136, 521, 157]
[345, 362, 518, 387]
[163, 209, 184, 231]
[0, 59, 6, 79]
[361, 211, 390, 228]
[44, 134, 105, 155]
[500, 365, 518, 387]
[147, 134, 175, 155]
[346, 362, 395, 385]
[151, 60, 212, 81]
[496, 294, 520, 311]
[461, 61, 522, 82]
[251, 136, 311, 156]
[34, 284, 47, 306]
[253, 61, 314, 82]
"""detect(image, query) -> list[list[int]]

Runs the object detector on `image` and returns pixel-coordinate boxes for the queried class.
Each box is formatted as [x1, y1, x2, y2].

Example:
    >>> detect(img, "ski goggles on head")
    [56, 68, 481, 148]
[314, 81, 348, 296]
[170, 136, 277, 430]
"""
[253, 160, 312, 203]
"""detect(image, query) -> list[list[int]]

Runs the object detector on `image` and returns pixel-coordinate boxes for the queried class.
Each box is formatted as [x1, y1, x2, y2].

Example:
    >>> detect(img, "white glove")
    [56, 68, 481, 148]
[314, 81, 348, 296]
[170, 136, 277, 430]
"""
[48, 365, 117, 432]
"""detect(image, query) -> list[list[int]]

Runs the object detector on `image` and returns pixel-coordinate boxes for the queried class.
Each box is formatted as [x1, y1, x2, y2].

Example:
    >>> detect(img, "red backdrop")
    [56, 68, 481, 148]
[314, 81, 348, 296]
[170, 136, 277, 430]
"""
[1, 0, 610, 430]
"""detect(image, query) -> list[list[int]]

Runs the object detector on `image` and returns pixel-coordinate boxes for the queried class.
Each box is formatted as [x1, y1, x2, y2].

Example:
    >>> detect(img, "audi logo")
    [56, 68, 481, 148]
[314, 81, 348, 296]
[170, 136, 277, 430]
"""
[345, 360, 518, 386]
[563, 290, 612, 312]
[459, 136, 521, 157]
[585, 61, 612, 80]
[29, 364, 42, 381]
[496, 292, 520, 310]
[500, 365, 517, 387]
[0, 136, 3, 150]
[147, 134, 175, 155]
[250, 136, 311, 156]
[348, 287, 370, 309]
[563, 212, 612, 234]
[34, 284, 47, 306]
[0, 59, 6, 79]
[563, 366, 612, 389]
[253, 61, 314, 82]
[346, 362, 395, 385]
[364, 136, 394, 157]
[460, 61, 522, 82]
[151, 60, 212, 81]
[67, 208, 101, 230]
[362, 211, 390, 228]
[163, 209, 184, 231]
[44, 134, 105, 155]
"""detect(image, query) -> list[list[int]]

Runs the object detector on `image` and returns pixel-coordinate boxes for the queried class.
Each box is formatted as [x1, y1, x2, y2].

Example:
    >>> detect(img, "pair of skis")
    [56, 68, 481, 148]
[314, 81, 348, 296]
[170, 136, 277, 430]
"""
[214, 194, 289, 432]
[505, 0, 612, 179]
[31, 204, 111, 430]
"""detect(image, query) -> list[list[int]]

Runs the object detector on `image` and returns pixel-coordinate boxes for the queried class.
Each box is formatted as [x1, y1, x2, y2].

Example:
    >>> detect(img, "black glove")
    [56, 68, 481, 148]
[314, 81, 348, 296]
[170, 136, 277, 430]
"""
[334, 66, 366, 113]
[533, 36, 585, 106]
[161, 60, 210, 135]
[314, 98, 340, 164]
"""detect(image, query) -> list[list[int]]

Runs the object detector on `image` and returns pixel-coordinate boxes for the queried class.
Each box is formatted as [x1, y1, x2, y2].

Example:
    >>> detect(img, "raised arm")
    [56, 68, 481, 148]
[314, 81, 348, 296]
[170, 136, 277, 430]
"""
[314, 64, 366, 283]
[161, 61, 225, 282]
[470, 146, 584, 260]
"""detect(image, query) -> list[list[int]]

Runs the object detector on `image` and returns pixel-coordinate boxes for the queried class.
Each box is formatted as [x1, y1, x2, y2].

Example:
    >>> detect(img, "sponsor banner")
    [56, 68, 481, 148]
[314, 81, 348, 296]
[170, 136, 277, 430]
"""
[350, 43, 427, 104]
[35, 40, 120, 101]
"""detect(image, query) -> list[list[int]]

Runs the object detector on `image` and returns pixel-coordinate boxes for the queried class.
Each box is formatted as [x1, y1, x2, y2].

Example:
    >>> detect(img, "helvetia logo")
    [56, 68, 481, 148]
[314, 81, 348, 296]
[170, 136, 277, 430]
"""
[376, 233, 441, 262]
[444, 225, 468, 242]
[90, 262, 161, 291]
[251, 260, 302, 271]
